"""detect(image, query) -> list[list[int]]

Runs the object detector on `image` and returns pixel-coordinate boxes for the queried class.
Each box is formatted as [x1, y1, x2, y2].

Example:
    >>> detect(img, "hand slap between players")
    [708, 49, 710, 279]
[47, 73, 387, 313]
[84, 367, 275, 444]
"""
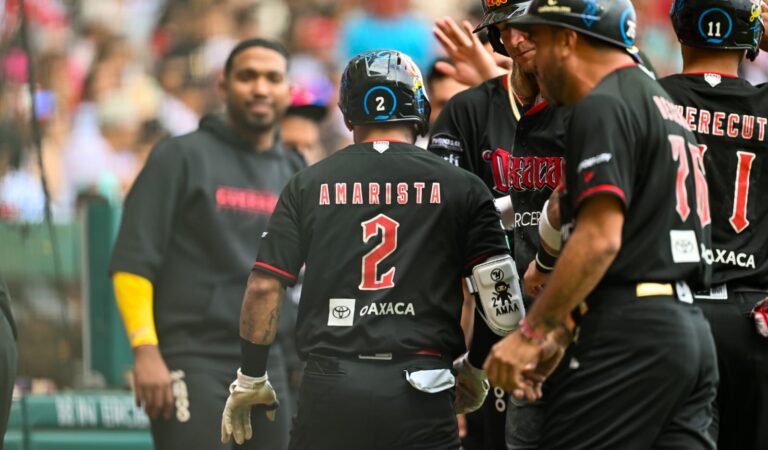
[221, 370, 279, 445]
[433, 17, 509, 86]
[483, 330, 565, 401]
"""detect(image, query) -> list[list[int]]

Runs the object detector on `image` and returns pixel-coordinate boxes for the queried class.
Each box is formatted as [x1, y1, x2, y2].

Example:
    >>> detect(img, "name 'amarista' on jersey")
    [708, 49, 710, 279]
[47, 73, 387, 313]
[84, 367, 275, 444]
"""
[253, 141, 509, 360]
[318, 181, 442, 206]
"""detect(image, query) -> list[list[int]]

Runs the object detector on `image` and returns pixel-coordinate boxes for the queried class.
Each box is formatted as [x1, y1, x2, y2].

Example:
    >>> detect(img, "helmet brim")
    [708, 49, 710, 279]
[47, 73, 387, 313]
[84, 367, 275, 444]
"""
[474, 2, 534, 32]
[508, 13, 635, 50]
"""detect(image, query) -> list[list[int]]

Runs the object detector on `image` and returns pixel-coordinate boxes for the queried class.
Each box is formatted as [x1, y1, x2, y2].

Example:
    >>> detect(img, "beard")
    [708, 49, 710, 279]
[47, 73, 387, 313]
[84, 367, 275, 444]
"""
[227, 98, 278, 134]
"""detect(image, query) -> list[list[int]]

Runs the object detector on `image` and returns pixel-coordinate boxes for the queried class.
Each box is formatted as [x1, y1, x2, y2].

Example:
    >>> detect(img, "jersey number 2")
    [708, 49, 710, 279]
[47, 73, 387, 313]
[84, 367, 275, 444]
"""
[359, 214, 399, 290]
[669, 135, 711, 225]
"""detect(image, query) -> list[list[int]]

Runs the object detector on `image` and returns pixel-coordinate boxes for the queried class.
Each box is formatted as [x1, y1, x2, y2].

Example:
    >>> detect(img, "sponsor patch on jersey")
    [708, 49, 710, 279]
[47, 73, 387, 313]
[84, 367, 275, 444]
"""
[429, 134, 464, 153]
[373, 141, 390, 153]
[670, 230, 701, 263]
[359, 302, 415, 317]
[328, 298, 356, 326]
[704, 73, 722, 88]
[577, 153, 613, 172]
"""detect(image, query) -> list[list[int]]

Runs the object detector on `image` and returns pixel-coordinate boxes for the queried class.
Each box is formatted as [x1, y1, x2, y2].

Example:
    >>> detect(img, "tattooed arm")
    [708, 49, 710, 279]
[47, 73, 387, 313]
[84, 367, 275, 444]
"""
[240, 272, 285, 344]
[222, 272, 284, 445]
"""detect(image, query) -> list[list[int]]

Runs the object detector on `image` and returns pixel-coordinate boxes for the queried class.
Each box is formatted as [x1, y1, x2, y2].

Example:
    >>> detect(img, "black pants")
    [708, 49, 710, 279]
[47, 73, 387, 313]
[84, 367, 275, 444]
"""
[697, 288, 768, 450]
[289, 354, 460, 450]
[0, 310, 16, 447]
[151, 347, 291, 450]
[541, 287, 718, 450]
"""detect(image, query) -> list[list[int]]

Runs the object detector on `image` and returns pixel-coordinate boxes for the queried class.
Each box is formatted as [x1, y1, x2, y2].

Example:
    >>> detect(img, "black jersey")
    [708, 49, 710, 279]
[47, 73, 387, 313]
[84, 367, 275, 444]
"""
[659, 74, 768, 288]
[428, 75, 567, 297]
[428, 75, 518, 195]
[254, 141, 509, 360]
[110, 114, 305, 360]
[560, 65, 712, 289]
[507, 103, 567, 286]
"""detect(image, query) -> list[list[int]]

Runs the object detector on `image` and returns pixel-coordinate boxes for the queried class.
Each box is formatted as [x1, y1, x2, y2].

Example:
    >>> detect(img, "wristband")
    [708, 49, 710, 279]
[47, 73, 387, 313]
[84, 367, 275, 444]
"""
[535, 247, 557, 274]
[538, 200, 562, 251]
[241, 338, 271, 378]
[519, 317, 546, 344]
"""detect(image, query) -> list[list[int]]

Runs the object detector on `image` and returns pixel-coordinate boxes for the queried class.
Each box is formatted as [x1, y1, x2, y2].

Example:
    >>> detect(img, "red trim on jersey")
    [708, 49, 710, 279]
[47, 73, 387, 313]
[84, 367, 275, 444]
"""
[253, 262, 297, 280]
[682, 71, 738, 78]
[413, 349, 442, 357]
[524, 101, 548, 117]
[362, 139, 411, 144]
[577, 184, 626, 205]
[501, 73, 510, 90]
[465, 252, 496, 271]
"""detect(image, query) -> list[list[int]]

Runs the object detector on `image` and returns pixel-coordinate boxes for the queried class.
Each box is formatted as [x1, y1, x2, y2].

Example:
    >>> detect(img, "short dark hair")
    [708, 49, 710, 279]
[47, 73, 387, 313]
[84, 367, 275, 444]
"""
[224, 38, 290, 76]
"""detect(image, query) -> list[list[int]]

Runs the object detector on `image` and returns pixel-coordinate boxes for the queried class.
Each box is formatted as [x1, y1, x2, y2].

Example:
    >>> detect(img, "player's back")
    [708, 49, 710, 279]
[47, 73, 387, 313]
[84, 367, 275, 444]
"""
[660, 74, 768, 287]
[286, 141, 506, 358]
[560, 65, 711, 290]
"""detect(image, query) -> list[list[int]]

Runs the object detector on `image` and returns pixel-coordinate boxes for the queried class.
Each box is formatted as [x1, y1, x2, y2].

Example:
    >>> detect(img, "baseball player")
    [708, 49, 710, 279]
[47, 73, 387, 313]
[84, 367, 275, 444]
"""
[485, 1, 720, 448]
[659, 1, 768, 448]
[429, 3, 568, 448]
[0, 277, 17, 443]
[220, 49, 525, 450]
[110, 38, 304, 450]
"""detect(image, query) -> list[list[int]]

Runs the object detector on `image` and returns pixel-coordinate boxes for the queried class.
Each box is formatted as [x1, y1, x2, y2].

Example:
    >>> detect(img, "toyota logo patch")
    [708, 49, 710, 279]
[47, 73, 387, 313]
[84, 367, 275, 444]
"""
[333, 305, 351, 319]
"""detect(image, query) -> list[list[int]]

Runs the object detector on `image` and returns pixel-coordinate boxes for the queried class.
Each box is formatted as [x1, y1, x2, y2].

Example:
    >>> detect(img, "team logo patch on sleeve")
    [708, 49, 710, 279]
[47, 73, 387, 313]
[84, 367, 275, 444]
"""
[328, 298, 355, 326]
[429, 134, 464, 153]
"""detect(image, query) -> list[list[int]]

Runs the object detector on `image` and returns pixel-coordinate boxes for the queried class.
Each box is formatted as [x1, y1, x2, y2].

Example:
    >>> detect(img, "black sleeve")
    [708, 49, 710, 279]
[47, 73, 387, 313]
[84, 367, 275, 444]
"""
[565, 94, 636, 211]
[428, 93, 478, 171]
[463, 174, 510, 273]
[110, 138, 187, 281]
[252, 177, 303, 286]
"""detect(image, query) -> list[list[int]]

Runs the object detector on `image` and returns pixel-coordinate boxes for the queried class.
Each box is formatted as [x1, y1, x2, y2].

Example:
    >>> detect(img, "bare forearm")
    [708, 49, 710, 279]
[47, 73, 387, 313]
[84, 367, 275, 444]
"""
[528, 198, 623, 334]
[240, 273, 284, 344]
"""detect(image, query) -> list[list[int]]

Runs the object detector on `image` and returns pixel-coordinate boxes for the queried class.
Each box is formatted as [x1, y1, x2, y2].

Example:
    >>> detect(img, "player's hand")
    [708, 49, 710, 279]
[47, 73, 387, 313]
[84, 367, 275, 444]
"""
[132, 345, 174, 420]
[221, 370, 279, 445]
[433, 17, 508, 86]
[510, 334, 565, 401]
[457, 414, 467, 439]
[761, 1, 768, 52]
[452, 352, 490, 414]
[484, 330, 560, 401]
[523, 260, 549, 297]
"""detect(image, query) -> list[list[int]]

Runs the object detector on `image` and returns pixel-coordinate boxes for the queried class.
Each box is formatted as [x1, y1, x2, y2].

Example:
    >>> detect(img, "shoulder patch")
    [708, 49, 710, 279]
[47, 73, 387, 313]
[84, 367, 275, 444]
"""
[429, 134, 464, 153]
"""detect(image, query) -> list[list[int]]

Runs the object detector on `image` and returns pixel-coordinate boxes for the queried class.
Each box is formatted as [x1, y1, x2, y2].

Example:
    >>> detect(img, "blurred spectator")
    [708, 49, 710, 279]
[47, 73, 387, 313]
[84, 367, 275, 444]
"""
[62, 90, 142, 208]
[282, 83, 329, 165]
[155, 44, 208, 136]
[337, 0, 437, 72]
[426, 57, 469, 128]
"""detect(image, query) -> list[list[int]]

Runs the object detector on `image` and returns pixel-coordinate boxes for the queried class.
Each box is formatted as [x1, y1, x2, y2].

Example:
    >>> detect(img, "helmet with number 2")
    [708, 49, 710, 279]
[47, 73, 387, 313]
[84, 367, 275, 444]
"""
[339, 50, 431, 136]
[671, 0, 765, 61]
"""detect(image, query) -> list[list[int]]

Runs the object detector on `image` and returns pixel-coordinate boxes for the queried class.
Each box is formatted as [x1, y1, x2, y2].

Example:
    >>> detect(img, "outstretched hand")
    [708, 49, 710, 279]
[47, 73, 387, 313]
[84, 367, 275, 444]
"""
[433, 17, 509, 86]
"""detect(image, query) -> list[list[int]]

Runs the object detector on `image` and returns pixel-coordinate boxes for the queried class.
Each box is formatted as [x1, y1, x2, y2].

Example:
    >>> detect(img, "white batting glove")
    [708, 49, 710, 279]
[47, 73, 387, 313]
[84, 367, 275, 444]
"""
[453, 353, 490, 414]
[221, 369, 279, 445]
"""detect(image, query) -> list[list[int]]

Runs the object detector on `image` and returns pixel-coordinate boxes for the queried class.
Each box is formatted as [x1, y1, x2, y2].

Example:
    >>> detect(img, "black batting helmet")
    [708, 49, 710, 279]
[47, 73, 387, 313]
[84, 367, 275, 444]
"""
[508, 0, 639, 50]
[339, 50, 431, 136]
[671, 0, 764, 61]
[474, 0, 534, 56]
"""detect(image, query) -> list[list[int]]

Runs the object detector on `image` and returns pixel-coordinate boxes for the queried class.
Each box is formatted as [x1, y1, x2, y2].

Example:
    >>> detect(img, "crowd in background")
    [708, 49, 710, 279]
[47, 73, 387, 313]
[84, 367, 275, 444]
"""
[1, 0, 767, 225]
[1, 0, 768, 393]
